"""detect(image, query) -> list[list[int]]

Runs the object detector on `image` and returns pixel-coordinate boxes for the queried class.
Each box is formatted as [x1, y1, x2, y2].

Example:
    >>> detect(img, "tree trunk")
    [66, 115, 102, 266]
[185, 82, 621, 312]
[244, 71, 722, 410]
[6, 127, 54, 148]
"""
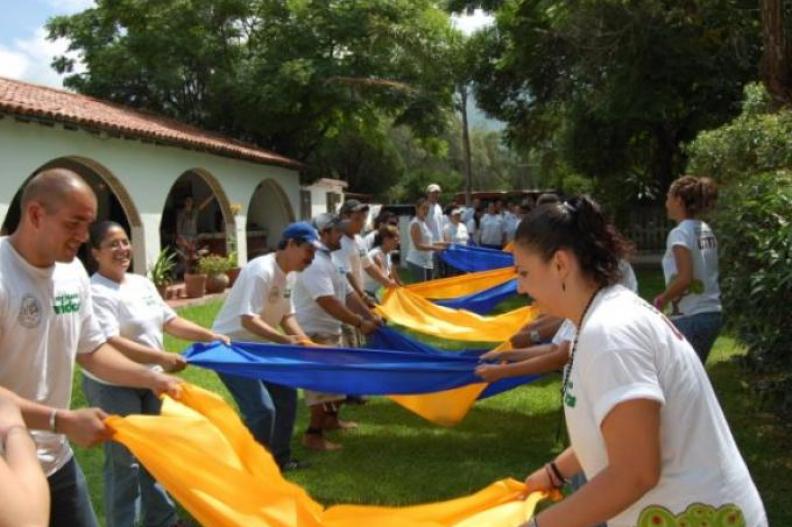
[760, 0, 792, 107]
[459, 84, 473, 206]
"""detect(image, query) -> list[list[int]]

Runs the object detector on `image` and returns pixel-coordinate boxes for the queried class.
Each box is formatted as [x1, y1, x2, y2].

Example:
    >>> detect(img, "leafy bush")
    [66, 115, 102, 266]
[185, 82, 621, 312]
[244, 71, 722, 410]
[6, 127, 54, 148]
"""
[197, 254, 233, 276]
[149, 248, 176, 287]
[688, 83, 792, 414]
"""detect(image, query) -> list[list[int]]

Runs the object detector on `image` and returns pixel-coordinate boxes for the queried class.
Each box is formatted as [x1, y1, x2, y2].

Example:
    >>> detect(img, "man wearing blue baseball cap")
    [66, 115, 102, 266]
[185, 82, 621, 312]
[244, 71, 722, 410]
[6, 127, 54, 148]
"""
[211, 221, 320, 471]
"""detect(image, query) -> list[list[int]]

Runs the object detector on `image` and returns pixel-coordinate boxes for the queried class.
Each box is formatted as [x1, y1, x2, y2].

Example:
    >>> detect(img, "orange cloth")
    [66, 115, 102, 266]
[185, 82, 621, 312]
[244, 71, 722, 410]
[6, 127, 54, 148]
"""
[405, 267, 516, 300]
[107, 384, 546, 527]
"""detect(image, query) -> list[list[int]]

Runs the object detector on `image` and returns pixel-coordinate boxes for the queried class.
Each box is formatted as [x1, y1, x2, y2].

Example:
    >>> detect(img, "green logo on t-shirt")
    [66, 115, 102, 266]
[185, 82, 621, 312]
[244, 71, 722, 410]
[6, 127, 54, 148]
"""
[637, 502, 745, 527]
[52, 293, 81, 315]
[563, 381, 577, 408]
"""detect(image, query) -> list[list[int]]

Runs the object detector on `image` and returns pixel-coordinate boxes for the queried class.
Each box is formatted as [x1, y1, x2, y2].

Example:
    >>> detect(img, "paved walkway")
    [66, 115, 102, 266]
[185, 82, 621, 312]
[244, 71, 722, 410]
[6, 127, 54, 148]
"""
[164, 283, 228, 310]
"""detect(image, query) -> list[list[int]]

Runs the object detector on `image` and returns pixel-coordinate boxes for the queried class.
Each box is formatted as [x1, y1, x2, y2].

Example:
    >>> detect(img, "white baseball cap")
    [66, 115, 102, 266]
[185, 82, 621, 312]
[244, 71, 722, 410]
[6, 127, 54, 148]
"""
[426, 183, 442, 193]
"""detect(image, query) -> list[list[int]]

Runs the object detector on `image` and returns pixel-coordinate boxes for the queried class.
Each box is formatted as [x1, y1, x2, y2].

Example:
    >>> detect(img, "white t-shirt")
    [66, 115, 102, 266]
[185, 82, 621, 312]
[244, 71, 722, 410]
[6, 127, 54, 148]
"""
[293, 247, 348, 336]
[465, 218, 478, 243]
[364, 247, 391, 295]
[406, 217, 434, 269]
[363, 230, 377, 251]
[662, 219, 722, 316]
[443, 222, 470, 245]
[564, 285, 766, 527]
[85, 273, 177, 386]
[478, 213, 505, 246]
[618, 259, 639, 294]
[0, 238, 106, 476]
[212, 253, 295, 341]
[425, 202, 445, 242]
[334, 234, 372, 292]
[551, 319, 577, 345]
[503, 212, 521, 242]
[461, 206, 476, 224]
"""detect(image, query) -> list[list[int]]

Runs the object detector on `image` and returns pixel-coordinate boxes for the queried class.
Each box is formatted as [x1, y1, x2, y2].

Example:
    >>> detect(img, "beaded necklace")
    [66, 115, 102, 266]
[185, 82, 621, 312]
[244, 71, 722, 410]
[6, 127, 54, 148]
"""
[561, 286, 603, 399]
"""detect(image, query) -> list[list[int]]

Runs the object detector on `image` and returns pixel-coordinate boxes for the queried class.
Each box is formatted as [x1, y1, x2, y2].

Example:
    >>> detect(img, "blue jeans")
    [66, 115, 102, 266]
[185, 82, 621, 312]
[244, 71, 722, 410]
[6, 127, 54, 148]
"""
[672, 311, 723, 364]
[48, 457, 99, 527]
[218, 373, 297, 468]
[82, 376, 178, 527]
[407, 261, 433, 282]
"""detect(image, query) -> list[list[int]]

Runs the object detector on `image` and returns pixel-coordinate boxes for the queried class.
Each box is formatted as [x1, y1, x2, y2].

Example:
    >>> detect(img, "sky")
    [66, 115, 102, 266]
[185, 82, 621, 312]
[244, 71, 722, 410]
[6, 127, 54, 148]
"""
[0, 2, 494, 89]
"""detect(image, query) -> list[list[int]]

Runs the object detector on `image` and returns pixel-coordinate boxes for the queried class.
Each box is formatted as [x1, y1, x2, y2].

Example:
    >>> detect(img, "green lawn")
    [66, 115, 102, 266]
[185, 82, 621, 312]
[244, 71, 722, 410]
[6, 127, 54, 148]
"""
[72, 268, 791, 525]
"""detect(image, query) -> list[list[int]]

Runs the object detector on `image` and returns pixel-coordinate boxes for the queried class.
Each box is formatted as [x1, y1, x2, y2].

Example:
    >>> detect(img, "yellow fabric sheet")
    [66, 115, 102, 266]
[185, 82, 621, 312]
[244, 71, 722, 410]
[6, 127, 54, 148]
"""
[405, 267, 516, 300]
[376, 287, 538, 343]
[107, 384, 546, 527]
[389, 340, 511, 426]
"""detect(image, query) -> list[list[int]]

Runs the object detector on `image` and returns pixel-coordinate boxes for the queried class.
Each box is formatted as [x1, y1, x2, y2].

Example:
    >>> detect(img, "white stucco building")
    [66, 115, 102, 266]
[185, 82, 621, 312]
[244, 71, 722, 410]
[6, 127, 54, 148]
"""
[0, 76, 310, 274]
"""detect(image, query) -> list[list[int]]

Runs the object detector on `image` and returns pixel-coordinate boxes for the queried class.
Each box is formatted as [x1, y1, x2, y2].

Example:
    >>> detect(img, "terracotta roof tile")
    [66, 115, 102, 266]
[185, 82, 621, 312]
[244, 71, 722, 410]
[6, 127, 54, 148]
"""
[0, 76, 302, 170]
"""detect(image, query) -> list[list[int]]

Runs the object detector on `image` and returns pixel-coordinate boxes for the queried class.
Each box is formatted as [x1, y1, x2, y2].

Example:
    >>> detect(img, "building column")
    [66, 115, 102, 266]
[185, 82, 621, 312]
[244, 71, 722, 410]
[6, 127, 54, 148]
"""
[232, 214, 248, 266]
[133, 212, 163, 275]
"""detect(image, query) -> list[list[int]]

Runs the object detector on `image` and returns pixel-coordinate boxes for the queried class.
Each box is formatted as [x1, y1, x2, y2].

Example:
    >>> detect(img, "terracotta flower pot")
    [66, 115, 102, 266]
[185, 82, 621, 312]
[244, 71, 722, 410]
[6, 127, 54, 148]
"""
[184, 273, 207, 298]
[206, 272, 230, 294]
[227, 267, 241, 287]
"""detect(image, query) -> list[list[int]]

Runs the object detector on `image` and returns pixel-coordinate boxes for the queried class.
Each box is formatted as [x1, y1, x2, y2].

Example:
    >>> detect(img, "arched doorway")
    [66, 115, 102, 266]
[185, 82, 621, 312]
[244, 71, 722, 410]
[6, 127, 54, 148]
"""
[246, 179, 296, 259]
[1, 156, 142, 274]
[160, 168, 234, 274]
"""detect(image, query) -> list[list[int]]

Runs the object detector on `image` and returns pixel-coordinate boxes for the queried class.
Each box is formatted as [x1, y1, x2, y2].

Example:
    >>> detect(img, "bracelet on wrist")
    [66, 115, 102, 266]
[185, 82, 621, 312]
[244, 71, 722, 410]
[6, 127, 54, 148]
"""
[544, 464, 562, 489]
[549, 461, 568, 486]
[49, 408, 59, 433]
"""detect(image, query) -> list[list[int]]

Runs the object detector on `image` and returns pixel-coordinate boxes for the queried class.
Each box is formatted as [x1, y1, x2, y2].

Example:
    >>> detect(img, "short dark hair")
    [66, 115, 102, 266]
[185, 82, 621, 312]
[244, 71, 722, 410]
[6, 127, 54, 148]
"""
[374, 224, 399, 247]
[514, 195, 633, 288]
[89, 221, 126, 249]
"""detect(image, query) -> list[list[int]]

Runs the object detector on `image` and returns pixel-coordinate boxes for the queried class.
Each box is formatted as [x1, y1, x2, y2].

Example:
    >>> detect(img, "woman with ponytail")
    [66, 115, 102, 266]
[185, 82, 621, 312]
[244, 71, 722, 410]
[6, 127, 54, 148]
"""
[654, 175, 722, 363]
[513, 196, 765, 527]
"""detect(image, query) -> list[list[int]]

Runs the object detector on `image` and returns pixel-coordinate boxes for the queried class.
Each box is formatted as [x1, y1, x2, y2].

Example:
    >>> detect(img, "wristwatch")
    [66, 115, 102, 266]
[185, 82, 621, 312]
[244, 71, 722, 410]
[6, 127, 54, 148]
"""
[529, 329, 541, 344]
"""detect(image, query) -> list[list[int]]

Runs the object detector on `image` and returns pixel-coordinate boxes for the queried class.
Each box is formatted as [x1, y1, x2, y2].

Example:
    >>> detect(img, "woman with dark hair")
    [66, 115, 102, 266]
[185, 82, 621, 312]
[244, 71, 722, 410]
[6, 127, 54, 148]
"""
[364, 224, 401, 297]
[513, 197, 765, 527]
[654, 175, 722, 363]
[83, 221, 228, 527]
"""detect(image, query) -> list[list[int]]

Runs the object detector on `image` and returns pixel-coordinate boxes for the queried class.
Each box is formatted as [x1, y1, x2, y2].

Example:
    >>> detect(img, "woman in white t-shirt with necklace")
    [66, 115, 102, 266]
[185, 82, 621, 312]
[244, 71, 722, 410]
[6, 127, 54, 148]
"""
[654, 175, 722, 364]
[364, 224, 402, 297]
[514, 197, 766, 527]
[83, 221, 227, 527]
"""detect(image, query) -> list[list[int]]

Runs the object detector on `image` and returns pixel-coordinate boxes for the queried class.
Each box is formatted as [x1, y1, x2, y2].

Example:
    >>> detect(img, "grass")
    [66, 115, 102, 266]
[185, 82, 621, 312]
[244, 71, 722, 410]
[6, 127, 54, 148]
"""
[72, 268, 792, 525]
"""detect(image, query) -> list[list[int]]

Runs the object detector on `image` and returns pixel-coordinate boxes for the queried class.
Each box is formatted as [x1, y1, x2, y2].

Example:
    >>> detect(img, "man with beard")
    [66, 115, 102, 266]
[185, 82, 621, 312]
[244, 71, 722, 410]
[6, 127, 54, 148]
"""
[213, 222, 321, 471]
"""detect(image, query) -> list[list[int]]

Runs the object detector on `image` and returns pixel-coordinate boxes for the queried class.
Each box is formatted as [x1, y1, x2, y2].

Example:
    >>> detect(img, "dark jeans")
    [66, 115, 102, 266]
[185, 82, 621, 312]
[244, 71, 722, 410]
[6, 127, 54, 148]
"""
[82, 376, 178, 527]
[218, 372, 297, 468]
[407, 261, 433, 283]
[48, 457, 100, 527]
[672, 311, 723, 364]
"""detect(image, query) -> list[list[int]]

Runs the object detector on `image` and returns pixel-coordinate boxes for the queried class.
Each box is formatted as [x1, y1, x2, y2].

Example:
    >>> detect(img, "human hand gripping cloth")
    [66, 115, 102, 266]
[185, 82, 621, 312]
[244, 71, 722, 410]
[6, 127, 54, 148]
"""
[106, 383, 547, 527]
[441, 244, 514, 272]
[375, 287, 539, 342]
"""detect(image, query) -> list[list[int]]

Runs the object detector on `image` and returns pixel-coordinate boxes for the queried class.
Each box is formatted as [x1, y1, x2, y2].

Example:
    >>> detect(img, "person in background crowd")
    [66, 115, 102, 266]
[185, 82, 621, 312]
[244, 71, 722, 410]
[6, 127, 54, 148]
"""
[0, 394, 49, 527]
[212, 222, 321, 471]
[443, 208, 470, 246]
[466, 205, 484, 245]
[337, 200, 395, 309]
[292, 213, 382, 451]
[424, 184, 446, 276]
[462, 197, 481, 225]
[406, 198, 447, 282]
[364, 225, 402, 298]
[478, 201, 506, 249]
[175, 194, 213, 248]
[364, 210, 397, 251]
[85, 221, 227, 527]
[511, 195, 766, 527]
[0, 169, 181, 527]
[504, 202, 523, 243]
[654, 175, 722, 364]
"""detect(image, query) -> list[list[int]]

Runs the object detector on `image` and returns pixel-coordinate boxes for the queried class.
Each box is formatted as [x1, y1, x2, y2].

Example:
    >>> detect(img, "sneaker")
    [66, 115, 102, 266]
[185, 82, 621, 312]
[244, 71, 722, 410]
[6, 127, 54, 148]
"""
[281, 459, 311, 472]
[301, 433, 342, 451]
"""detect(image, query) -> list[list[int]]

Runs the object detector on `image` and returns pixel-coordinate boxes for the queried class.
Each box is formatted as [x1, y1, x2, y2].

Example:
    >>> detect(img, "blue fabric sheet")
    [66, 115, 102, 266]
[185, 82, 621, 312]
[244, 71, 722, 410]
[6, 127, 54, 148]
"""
[184, 327, 539, 399]
[434, 279, 518, 315]
[440, 244, 514, 272]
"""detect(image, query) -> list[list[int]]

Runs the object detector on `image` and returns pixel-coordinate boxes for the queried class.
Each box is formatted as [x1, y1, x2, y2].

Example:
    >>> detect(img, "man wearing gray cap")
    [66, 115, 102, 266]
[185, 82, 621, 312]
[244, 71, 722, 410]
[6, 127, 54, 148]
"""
[292, 213, 381, 451]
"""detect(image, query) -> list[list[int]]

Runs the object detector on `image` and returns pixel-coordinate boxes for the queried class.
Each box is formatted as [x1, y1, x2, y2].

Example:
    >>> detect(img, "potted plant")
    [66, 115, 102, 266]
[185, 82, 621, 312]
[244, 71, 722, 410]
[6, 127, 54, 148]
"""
[179, 239, 209, 298]
[198, 253, 232, 294]
[149, 248, 176, 299]
[226, 232, 241, 287]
